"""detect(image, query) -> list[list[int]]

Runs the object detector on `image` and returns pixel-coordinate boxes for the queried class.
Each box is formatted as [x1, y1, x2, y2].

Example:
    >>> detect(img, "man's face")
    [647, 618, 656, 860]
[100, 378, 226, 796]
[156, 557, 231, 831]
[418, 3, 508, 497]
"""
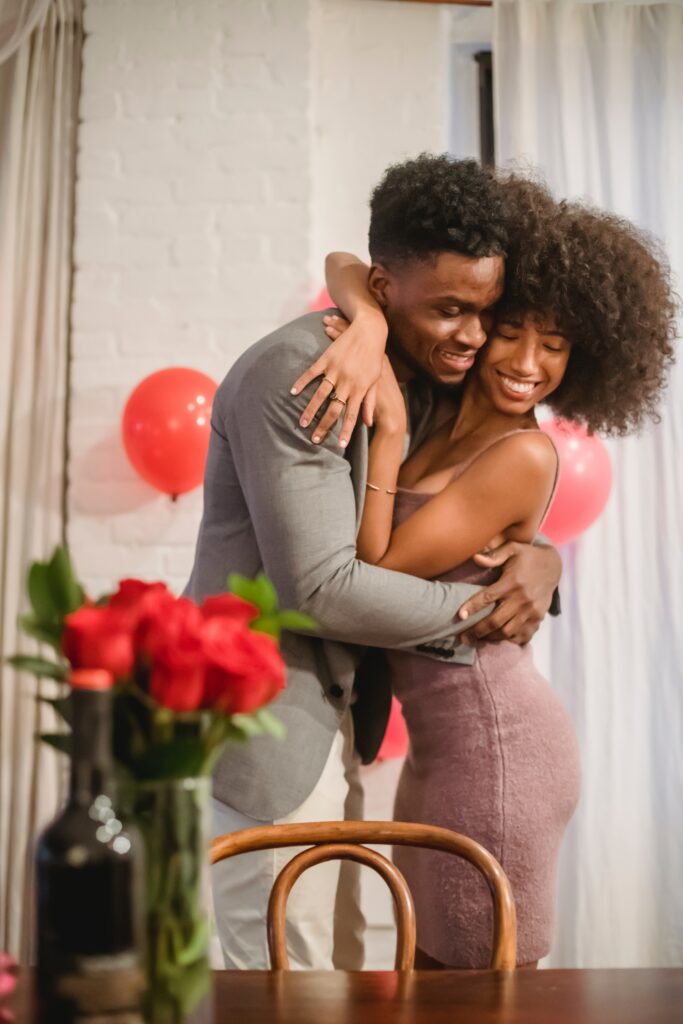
[369, 251, 505, 386]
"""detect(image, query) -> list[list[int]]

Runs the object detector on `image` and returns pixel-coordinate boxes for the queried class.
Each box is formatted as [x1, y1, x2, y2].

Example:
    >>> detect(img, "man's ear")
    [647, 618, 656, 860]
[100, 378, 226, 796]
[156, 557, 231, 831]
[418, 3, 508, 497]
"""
[368, 263, 392, 309]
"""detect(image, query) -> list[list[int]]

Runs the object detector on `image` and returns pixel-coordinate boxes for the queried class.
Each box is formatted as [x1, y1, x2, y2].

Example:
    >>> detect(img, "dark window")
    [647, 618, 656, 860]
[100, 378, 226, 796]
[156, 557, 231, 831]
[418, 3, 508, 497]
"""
[474, 50, 494, 167]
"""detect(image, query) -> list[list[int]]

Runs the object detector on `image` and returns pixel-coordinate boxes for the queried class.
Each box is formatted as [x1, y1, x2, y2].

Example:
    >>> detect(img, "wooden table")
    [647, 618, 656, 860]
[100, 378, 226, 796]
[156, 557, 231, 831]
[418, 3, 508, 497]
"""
[10, 968, 683, 1023]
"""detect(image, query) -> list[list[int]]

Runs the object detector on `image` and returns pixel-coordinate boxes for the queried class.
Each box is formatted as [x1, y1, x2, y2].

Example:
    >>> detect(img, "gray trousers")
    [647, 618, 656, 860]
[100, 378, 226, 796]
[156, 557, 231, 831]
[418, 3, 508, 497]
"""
[210, 713, 366, 969]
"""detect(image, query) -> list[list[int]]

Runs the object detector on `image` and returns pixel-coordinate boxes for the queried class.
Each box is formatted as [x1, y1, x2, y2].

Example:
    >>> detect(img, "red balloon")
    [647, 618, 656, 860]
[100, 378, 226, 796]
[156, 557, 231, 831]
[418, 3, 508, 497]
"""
[122, 368, 217, 497]
[540, 418, 612, 545]
[309, 286, 334, 312]
[377, 696, 408, 761]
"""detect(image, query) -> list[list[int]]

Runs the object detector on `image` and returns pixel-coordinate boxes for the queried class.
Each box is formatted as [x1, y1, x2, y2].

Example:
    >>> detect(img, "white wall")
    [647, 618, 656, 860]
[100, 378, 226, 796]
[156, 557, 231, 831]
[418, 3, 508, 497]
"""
[70, 0, 455, 593]
[310, 0, 450, 274]
[69, 0, 454, 968]
[70, 0, 313, 595]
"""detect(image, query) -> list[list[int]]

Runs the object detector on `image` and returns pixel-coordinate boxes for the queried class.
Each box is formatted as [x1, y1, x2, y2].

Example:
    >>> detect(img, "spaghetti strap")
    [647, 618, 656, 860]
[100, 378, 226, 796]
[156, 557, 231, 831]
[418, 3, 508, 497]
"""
[537, 431, 560, 529]
[453, 428, 560, 528]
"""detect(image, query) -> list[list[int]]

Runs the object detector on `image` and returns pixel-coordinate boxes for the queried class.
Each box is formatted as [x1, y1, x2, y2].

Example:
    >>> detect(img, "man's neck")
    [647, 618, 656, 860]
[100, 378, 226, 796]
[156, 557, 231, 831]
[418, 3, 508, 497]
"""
[386, 343, 414, 385]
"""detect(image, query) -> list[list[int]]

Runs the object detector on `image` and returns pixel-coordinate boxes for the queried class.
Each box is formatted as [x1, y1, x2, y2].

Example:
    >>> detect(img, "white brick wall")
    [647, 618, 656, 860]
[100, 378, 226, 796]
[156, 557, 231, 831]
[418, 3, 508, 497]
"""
[69, 0, 451, 967]
[311, 0, 450, 272]
[70, 0, 313, 595]
[70, 0, 450, 597]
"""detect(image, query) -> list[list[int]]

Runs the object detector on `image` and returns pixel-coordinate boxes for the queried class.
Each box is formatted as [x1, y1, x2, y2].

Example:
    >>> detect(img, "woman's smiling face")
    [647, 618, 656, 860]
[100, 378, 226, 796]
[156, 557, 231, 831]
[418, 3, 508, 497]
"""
[477, 313, 572, 415]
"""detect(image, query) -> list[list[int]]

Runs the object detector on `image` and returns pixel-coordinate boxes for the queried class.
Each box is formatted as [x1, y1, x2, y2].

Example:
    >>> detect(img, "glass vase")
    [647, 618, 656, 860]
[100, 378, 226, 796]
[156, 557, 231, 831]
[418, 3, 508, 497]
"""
[128, 776, 213, 1024]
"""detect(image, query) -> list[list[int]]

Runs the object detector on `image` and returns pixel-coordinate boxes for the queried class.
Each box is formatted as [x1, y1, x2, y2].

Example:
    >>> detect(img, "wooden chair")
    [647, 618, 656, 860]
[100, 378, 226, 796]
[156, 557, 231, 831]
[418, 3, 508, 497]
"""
[211, 820, 517, 971]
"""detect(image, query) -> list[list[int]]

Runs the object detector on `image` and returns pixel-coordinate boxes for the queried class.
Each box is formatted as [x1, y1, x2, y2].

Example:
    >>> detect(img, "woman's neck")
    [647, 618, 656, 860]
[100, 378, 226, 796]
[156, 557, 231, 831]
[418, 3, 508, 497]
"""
[449, 372, 538, 444]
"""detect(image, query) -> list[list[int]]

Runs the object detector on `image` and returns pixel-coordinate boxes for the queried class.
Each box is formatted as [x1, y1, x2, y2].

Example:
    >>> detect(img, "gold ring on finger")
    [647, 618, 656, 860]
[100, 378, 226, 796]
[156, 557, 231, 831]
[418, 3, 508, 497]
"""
[329, 392, 347, 406]
[322, 376, 336, 389]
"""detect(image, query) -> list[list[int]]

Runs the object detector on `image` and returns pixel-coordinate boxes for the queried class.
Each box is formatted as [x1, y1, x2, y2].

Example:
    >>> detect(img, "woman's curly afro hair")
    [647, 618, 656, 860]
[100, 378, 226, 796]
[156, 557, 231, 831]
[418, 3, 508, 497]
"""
[368, 153, 509, 264]
[498, 175, 678, 435]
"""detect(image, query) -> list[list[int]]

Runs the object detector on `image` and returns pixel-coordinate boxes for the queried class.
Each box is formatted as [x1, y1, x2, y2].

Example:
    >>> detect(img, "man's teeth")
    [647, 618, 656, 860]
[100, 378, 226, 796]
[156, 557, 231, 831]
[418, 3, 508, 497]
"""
[500, 375, 535, 394]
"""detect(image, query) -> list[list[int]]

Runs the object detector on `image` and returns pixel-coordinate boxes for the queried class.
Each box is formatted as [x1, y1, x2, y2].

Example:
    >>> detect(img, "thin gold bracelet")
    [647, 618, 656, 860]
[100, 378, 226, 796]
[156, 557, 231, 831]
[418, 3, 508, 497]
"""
[366, 482, 398, 495]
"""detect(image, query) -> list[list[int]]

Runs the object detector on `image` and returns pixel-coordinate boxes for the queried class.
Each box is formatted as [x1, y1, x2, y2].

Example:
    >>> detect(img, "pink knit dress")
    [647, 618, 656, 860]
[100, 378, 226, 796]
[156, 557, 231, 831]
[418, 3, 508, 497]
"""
[388, 431, 581, 967]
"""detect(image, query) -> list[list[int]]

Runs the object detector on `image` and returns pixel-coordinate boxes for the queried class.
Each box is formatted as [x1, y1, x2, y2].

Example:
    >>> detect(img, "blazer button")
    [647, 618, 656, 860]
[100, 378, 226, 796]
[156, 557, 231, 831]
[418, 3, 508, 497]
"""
[329, 684, 344, 699]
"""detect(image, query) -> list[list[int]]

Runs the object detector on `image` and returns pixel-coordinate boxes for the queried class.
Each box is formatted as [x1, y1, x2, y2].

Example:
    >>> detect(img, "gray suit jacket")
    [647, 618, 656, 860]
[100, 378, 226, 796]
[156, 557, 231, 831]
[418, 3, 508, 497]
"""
[184, 312, 492, 820]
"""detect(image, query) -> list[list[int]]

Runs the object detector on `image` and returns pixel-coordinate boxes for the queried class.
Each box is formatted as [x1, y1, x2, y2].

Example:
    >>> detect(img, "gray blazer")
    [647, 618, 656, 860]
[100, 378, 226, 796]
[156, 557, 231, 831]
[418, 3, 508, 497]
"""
[184, 311, 491, 821]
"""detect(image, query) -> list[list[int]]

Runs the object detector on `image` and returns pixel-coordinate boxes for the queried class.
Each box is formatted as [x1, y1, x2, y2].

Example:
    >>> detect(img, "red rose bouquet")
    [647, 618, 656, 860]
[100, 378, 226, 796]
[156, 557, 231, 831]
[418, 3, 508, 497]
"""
[9, 547, 314, 779]
[9, 547, 315, 1023]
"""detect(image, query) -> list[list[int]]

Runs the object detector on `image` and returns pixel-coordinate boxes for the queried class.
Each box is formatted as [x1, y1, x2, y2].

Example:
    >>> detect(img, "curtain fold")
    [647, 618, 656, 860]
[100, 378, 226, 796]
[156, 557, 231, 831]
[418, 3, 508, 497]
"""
[0, 0, 51, 66]
[0, 0, 82, 960]
[494, 0, 683, 968]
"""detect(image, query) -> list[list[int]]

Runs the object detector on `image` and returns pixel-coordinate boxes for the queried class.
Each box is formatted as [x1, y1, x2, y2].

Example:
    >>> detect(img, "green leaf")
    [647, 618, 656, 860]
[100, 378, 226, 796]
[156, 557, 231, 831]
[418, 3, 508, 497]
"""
[220, 722, 252, 745]
[230, 708, 285, 741]
[18, 614, 63, 650]
[7, 655, 67, 681]
[251, 609, 318, 640]
[254, 575, 277, 615]
[251, 614, 280, 640]
[47, 546, 86, 615]
[176, 919, 209, 968]
[227, 572, 278, 615]
[252, 707, 286, 741]
[39, 732, 72, 756]
[129, 737, 214, 780]
[229, 712, 264, 738]
[277, 610, 318, 633]
[169, 952, 212, 1013]
[37, 695, 73, 725]
[27, 563, 58, 622]
[227, 573, 261, 607]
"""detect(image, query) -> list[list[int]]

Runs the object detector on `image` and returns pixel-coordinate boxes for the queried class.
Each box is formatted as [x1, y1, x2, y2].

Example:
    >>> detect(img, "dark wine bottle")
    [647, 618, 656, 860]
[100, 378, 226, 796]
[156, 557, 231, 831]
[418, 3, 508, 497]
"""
[36, 668, 145, 1023]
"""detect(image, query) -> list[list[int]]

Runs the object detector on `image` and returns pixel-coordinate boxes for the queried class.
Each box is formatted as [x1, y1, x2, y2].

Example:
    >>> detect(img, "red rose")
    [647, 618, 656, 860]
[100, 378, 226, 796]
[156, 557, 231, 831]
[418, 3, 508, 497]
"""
[109, 579, 175, 637]
[109, 579, 171, 612]
[133, 592, 193, 658]
[201, 617, 286, 714]
[141, 599, 207, 712]
[201, 593, 259, 626]
[63, 606, 135, 679]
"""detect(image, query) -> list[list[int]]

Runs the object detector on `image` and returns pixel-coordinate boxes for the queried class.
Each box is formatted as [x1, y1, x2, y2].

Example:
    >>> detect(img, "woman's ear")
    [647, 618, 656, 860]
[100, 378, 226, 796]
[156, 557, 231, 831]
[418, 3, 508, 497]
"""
[368, 263, 391, 309]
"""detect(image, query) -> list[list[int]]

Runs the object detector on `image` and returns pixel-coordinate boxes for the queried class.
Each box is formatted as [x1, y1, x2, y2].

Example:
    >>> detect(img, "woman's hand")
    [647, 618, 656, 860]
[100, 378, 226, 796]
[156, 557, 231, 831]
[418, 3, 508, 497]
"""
[290, 310, 387, 449]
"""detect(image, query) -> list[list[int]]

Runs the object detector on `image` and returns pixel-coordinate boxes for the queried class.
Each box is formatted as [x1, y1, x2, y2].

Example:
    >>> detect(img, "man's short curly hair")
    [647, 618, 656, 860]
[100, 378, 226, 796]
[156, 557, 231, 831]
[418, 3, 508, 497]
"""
[498, 176, 678, 435]
[368, 153, 508, 264]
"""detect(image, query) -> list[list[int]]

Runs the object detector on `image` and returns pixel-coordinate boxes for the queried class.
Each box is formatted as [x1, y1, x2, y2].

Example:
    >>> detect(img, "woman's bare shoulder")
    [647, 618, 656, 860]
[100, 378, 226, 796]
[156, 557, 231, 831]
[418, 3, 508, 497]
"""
[460, 428, 558, 493]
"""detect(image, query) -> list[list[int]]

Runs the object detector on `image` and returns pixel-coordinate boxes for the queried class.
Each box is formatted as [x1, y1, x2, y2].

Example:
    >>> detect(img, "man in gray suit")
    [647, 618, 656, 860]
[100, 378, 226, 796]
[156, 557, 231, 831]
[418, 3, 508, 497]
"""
[185, 156, 561, 970]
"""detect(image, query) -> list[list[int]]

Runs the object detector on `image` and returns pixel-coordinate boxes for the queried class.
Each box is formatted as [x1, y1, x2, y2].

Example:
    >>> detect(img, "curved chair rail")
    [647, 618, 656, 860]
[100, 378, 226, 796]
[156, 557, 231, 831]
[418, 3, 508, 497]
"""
[211, 820, 517, 970]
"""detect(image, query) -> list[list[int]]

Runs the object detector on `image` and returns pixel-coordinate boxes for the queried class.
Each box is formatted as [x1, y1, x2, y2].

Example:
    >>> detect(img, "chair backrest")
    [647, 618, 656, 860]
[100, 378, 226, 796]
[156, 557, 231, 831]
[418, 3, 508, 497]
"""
[211, 820, 517, 971]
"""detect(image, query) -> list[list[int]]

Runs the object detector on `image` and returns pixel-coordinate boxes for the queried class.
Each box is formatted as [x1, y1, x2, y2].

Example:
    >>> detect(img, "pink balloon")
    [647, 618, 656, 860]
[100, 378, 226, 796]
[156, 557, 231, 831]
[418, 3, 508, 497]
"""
[377, 696, 408, 761]
[540, 418, 612, 545]
[309, 286, 334, 312]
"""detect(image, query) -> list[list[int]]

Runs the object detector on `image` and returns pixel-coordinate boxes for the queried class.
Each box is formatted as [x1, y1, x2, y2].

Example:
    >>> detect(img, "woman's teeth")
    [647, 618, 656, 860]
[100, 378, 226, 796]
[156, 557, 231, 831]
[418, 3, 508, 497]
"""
[500, 374, 535, 394]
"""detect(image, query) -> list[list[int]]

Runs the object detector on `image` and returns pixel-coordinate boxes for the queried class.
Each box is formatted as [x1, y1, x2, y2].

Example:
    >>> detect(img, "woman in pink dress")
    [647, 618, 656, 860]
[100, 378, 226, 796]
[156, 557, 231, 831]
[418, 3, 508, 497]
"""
[294, 175, 676, 967]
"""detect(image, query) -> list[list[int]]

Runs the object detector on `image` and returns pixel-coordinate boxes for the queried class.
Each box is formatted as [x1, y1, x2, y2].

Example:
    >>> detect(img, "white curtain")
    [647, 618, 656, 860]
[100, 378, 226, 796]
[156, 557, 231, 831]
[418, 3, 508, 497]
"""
[0, 0, 82, 959]
[494, 0, 683, 968]
[0, 0, 49, 64]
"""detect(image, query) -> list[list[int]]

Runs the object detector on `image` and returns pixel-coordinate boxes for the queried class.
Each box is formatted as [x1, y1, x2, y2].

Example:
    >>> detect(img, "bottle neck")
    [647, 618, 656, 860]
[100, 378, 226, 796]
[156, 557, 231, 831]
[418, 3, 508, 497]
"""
[69, 688, 114, 805]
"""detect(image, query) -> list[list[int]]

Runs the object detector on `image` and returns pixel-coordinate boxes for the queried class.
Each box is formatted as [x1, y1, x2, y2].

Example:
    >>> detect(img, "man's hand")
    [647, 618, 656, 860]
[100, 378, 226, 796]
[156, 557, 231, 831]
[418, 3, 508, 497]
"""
[456, 541, 562, 645]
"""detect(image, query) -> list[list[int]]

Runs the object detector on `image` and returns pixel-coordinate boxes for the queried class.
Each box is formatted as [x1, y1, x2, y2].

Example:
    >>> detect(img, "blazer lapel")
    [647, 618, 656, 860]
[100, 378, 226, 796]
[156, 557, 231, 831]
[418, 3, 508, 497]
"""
[348, 423, 369, 533]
